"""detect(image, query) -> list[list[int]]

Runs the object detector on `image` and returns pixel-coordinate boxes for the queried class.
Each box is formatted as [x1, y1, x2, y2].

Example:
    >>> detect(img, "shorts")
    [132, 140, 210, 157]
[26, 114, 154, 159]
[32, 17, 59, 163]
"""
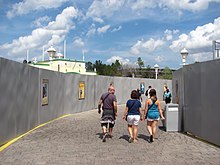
[147, 111, 160, 121]
[100, 110, 115, 128]
[127, 115, 140, 126]
[101, 123, 114, 128]
[146, 117, 160, 121]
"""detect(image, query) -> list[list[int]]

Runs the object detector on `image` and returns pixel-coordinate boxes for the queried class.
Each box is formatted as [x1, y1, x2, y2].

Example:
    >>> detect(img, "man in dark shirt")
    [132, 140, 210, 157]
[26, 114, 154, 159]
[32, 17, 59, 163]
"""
[98, 86, 117, 142]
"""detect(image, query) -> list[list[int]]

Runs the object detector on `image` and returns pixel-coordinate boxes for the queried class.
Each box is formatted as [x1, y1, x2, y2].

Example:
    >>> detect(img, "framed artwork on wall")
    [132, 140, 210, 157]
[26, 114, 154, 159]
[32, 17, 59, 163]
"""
[41, 79, 49, 106]
[79, 81, 85, 100]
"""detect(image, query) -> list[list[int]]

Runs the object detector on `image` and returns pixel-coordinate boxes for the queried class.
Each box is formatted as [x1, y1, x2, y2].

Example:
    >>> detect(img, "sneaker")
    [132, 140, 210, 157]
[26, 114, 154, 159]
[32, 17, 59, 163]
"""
[102, 133, 107, 142]
[150, 135, 153, 143]
[129, 137, 134, 143]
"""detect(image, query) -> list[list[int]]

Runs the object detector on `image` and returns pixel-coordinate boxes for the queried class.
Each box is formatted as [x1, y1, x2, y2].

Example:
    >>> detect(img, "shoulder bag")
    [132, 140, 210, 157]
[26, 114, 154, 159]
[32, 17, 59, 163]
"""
[125, 100, 137, 121]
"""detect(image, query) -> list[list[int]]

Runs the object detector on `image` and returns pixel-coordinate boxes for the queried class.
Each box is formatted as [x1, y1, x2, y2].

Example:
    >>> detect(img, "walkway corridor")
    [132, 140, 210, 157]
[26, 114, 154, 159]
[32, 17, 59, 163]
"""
[0, 105, 220, 165]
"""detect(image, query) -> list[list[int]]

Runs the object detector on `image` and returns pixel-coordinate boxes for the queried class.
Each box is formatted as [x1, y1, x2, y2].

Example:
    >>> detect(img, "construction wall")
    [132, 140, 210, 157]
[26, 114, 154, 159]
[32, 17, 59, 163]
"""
[172, 59, 220, 146]
[0, 57, 171, 145]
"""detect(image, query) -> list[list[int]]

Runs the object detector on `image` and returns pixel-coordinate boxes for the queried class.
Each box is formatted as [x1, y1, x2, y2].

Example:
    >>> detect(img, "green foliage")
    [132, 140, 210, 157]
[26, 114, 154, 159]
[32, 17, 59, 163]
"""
[145, 65, 152, 78]
[94, 60, 122, 76]
[137, 57, 144, 68]
[93, 60, 174, 79]
[86, 61, 94, 71]
[161, 67, 172, 79]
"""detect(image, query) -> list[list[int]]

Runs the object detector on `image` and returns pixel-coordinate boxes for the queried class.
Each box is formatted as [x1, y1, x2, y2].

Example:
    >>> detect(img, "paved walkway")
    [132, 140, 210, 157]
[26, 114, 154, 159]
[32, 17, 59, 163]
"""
[0, 105, 220, 165]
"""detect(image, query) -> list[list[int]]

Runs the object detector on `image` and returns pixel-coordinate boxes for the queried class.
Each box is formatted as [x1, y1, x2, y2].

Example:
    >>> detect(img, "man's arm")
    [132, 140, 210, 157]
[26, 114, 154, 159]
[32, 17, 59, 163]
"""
[98, 99, 102, 114]
[113, 101, 117, 116]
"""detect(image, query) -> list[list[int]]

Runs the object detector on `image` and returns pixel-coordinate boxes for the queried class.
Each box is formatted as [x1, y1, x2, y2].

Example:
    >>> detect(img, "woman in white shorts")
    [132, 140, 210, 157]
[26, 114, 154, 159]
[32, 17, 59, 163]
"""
[123, 90, 142, 143]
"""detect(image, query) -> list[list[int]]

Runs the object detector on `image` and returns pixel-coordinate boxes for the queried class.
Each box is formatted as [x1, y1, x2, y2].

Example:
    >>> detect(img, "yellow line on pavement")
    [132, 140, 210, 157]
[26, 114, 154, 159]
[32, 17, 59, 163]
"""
[0, 114, 72, 152]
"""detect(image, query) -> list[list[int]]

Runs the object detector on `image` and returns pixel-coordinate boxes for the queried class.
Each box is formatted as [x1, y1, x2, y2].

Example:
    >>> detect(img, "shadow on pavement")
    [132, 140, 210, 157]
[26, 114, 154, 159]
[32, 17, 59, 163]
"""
[158, 126, 166, 132]
[96, 133, 103, 139]
[119, 134, 129, 142]
[138, 134, 149, 142]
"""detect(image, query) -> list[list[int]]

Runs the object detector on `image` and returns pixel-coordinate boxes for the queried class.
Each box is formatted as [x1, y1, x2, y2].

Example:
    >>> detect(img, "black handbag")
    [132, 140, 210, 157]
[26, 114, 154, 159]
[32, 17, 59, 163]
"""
[126, 100, 137, 121]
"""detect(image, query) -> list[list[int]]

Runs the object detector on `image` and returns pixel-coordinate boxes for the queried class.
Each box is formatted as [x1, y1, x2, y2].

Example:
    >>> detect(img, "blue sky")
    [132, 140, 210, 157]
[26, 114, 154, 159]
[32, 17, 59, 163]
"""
[0, 0, 220, 69]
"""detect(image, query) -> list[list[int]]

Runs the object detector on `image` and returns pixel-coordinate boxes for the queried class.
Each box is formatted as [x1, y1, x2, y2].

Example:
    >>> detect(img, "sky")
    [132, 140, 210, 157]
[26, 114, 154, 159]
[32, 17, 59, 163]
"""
[0, 0, 220, 69]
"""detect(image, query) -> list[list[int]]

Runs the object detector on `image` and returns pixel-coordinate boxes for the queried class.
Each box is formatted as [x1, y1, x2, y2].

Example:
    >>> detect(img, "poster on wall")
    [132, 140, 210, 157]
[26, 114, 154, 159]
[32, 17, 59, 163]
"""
[140, 82, 145, 94]
[42, 79, 49, 106]
[79, 81, 85, 100]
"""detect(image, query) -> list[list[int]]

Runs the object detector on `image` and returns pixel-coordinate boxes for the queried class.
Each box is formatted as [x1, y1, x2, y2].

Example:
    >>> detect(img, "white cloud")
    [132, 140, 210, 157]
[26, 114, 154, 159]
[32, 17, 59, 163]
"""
[7, 0, 70, 18]
[0, 6, 78, 57]
[170, 17, 220, 53]
[190, 52, 213, 62]
[73, 38, 84, 48]
[86, 24, 111, 37]
[130, 38, 164, 55]
[131, 0, 220, 12]
[32, 16, 51, 28]
[111, 26, 122, 32]
[106, 56, 131, 65]
[97, 25, 110, 34]
[93, 17, 104, 24]
[155, 55, 165, 63]
[86, 28, 96, 37]
[164, 29, 179, 41]
[86, 0, 125, 22]
[131, 0, 157, 11]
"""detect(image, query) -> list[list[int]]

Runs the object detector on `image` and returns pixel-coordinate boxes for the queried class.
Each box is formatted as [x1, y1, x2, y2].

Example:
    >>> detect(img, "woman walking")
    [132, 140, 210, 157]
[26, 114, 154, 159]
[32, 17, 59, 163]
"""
[144, 89, 165, 143]
[123, 90, 142, 143]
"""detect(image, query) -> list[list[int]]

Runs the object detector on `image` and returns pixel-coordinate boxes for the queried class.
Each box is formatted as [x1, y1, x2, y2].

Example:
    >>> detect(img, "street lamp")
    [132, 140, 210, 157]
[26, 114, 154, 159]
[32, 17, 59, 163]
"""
[154, 64, 159, 79]
[47, 46, 56, 61]
[47, 46, 56, 70]
[180, 48, 188, 65]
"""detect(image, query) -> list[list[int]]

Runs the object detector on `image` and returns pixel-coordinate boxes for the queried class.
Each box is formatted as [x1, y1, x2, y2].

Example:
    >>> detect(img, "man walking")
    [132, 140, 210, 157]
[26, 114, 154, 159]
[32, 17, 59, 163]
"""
[145, 85, 152, 99]
[98, 86, 117, 142]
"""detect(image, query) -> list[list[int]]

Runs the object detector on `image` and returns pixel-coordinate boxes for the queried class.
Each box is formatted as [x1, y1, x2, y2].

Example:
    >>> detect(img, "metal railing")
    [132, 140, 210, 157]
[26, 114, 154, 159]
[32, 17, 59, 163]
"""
[213, 40, 220, 59]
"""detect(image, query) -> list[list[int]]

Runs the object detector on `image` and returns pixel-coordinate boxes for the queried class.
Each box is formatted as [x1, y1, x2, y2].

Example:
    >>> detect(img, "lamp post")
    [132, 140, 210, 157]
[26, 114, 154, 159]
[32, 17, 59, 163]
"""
[180, 48, 188, 66]
[47, 46, 56, 70]
[154, 64, 159, 79]
[47, 46, 56, 61]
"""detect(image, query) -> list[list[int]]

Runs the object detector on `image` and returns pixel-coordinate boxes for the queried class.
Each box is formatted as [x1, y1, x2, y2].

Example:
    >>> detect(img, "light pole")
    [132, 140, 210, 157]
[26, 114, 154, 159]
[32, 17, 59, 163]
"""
[47, 46, 56, 70]
[154, 64, 159, 79]
[47, 46, 56, 61]
[180, 48, 188, 66]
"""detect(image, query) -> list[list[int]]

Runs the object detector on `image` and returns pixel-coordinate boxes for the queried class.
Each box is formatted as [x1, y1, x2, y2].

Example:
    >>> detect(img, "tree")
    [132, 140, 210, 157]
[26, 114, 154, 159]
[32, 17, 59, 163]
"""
[94, 60, 104, 75]
[162, 67, 172, 79]
[111, 60, 122, 76]
[23, 59, 27, 64]
[86, 61, 94, 71]
[142, 65, 152, 78]
[137, 57, 144, 68]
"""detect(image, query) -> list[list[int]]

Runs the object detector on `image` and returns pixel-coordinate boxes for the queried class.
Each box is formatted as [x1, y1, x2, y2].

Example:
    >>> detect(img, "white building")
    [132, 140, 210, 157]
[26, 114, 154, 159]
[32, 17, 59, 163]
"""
[29, 46, 96, 75]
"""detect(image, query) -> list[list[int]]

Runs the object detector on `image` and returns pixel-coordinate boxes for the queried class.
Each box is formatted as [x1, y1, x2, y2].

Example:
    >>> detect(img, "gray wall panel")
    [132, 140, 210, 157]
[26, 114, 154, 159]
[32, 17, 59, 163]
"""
[0, 58, 17, 144]
[15, 65, 39, 135]
[63, 74, 76, 114]
[173, 59, 220, 146]
[172, 69, 184, 131]
[38, 70, 65, 124]
[183, 64, 202, 135]
[0, 57, 172, 146]
[200, 61, 220, 146]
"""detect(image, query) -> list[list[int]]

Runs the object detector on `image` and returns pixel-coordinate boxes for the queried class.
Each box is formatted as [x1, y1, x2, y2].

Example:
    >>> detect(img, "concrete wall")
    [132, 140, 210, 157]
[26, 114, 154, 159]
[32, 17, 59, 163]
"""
[0, 57, 171, 146]
[172, 59, 220, 146]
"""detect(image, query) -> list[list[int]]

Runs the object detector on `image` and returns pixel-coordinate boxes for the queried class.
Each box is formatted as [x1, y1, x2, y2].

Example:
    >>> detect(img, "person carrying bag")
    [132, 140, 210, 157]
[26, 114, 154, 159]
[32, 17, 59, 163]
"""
[123, 90, 142, 143]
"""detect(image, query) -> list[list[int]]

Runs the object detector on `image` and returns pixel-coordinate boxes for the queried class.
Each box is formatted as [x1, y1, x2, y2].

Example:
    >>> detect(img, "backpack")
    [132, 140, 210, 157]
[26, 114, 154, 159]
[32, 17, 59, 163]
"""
[145, 89, 148, 96]
[145, 88, 151, 97]
[164, 92, 171, 99]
